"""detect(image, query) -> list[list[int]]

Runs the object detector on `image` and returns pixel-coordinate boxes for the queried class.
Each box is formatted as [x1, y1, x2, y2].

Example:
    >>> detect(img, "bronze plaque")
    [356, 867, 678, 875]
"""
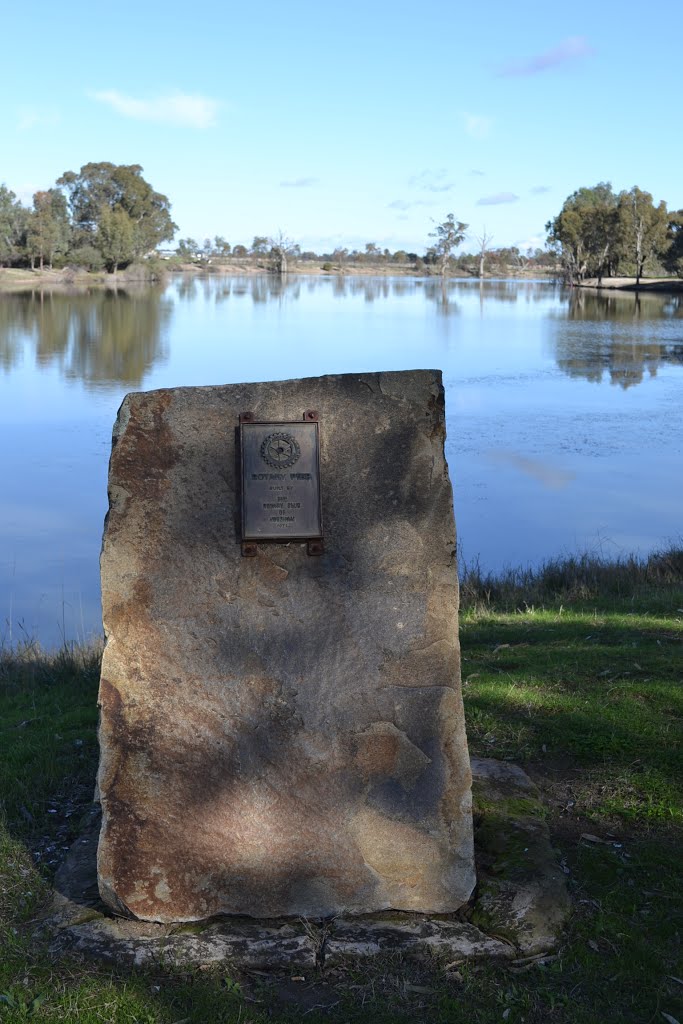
[240, 419, 322, 542]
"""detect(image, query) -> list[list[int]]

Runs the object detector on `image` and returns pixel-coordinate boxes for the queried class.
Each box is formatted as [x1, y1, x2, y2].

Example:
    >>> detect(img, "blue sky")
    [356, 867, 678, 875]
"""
[3, 0, 681, 254]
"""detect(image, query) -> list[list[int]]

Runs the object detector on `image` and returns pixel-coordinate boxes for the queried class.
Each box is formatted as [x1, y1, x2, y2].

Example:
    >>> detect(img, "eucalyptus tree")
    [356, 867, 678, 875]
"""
[250, 236, 269, 256]
[0, 185, 28, 267]
[96, 206, 136, 273]
[475, 229, 494, 278]
[663, 211, 683, 276]
[617, 187, 669, 285]
[546, 182, 621, 283]
[427, 214, 468, 276]
[213, 236, 231, 256]
[26, 190, 70, 269]
[57, 162, 176, 267]
[268, 230, 299, 275]
[176, 237, 199, 258]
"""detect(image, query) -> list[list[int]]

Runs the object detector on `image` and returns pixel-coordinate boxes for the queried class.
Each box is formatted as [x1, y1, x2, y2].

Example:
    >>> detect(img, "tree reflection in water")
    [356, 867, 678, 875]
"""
[2, 275, 681, 392]
[0, 286, 172, 387]
[551, 289, 683, 389]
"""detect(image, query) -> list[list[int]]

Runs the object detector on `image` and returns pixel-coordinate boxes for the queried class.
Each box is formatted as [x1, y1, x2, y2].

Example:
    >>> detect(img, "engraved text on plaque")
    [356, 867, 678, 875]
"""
[240, 419, 322, 542]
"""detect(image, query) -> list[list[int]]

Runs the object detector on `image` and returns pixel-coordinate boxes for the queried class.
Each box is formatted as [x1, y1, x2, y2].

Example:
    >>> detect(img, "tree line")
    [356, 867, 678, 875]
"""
[0, 162, 176, 273]
[546, 183, 683, 285]
[174, 228, 556, 276]
[4, 162, 678, 284]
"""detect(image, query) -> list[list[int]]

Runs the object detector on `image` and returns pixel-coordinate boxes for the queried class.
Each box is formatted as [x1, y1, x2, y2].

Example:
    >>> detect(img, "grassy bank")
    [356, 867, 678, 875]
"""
[1, 550, 681, 1022]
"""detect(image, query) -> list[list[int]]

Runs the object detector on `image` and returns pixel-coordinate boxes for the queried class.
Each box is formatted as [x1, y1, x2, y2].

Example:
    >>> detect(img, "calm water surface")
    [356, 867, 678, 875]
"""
[2, 275, 682, 648]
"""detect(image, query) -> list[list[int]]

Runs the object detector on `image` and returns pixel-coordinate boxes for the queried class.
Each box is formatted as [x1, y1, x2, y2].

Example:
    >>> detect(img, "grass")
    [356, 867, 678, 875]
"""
[0, 550, 681, 1022]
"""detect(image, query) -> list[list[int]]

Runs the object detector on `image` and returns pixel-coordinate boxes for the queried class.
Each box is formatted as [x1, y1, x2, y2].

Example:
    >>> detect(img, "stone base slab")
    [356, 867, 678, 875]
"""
[38, 759, 569, 969]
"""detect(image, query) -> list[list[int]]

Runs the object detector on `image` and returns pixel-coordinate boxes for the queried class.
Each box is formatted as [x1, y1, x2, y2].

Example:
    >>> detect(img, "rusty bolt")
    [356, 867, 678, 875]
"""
[242, 542, 258, 557]
[304, 409, 318, 421]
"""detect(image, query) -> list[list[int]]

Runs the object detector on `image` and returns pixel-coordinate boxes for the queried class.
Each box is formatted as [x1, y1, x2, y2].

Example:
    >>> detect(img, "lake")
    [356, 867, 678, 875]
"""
[2, 274, 682, 649]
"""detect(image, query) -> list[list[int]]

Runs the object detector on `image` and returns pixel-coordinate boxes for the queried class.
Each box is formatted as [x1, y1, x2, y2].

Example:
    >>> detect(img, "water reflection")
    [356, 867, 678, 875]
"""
[1, 274, 682, 649]
[1, 275, 681, 395]
[550, 289, 683, 389]
[0, 288, 171, 388]
[168, 272, 561, 311]
[567, 287, 683, 322]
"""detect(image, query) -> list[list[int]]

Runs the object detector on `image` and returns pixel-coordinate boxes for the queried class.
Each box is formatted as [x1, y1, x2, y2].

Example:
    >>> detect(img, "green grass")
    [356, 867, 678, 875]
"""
[0, 551, 682, 1023]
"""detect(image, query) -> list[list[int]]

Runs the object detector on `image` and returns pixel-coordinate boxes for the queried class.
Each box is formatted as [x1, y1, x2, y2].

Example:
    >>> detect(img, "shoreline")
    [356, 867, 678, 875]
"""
[0, 263, 558, 293]
[578, 275, 683, 294]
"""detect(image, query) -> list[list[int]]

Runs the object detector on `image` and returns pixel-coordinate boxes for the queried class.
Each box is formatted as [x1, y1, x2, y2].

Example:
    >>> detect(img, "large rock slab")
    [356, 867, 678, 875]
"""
[97, 370, 475, 922]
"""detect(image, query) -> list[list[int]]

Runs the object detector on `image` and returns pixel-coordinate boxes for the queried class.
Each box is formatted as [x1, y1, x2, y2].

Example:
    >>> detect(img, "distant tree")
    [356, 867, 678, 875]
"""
[232, 244, 248, 258]
[268, 230, 299, 275]
[546, 183, 621, 283]
[176, 237, 199, 258]
[26, 189, 70, 269]
[663, 211, 683, 277]
[617, 187, 669, 286]
[428, 214, 468, 276]
[332, 246, 349, 270]
[475, 229, 494, 278]
[57, 162, 176, 266]
[364, 242, 382, 262]
[250, 236, 269, 256]
[0, 185, 28, 267]
[213, 235, 231, 256]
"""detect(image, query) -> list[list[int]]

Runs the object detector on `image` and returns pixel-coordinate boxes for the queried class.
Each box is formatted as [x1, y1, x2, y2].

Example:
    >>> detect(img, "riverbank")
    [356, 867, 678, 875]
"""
[0, 262, 558, 292]
[579, 275, 683, 293]
[1, 549, 681, 1023]
[0, 266, 166, 293]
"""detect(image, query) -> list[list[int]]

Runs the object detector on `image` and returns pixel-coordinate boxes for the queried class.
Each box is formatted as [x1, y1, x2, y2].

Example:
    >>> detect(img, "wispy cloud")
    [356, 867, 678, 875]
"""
[408, 169, 454, 192]
[388, 199, 435, 211]
[531, 185, 551, 194]
[463, 113, 492, 139]
[470, 169, 486, 177]
[477, 192, 519, 206]
[91, 90, 219, 128]
[499, 36, 594, 76]
[280, 177, 319, 188]
[17, 106, 61, 131]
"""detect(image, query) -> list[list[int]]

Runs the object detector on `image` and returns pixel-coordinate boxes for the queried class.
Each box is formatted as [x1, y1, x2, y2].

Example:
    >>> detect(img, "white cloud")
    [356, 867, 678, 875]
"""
[463, 114, 492, 140]
[280, 177, 319, 188]
[388, 199, 435, 211]
[91, 90, 219, 128]
[408, 169, 454, 192]
[477, 192, 519, 206]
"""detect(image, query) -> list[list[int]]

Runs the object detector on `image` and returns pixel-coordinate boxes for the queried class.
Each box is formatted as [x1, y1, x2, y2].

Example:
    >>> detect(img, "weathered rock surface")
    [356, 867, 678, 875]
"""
[41, 758, 569, 969]
[97, 371, 475, 922]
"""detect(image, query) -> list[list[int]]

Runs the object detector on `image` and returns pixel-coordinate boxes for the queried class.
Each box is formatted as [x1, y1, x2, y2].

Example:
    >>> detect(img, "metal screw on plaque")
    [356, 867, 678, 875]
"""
[304, 410, 318, 421]
[240, 411, 255, 423]
[242, 542, 258, 557]
[307, 540, 324, 556]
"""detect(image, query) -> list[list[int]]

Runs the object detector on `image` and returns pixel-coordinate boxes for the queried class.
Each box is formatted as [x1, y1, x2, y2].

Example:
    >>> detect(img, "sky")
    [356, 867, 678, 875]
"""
[2, 0, 682, 255]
